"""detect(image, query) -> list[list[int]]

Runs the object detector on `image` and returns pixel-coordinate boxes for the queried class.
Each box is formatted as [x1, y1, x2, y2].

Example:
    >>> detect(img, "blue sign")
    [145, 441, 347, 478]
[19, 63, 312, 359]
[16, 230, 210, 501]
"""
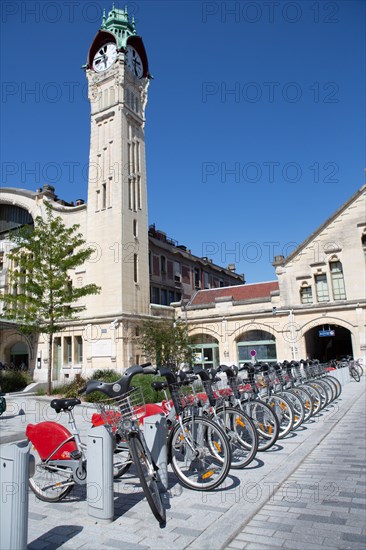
[319, 330, 335, 337]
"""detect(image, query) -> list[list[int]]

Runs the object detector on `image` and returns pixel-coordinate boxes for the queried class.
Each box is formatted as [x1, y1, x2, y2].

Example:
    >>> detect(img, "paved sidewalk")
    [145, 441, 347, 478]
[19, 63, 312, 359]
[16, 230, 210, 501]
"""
[226, 382, 366, 550]
[1, 376, 365, 550]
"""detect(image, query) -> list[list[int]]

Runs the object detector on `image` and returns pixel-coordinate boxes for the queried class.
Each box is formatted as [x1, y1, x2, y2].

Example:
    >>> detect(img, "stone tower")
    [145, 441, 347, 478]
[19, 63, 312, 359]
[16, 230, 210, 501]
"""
[85, 6, 150, 318]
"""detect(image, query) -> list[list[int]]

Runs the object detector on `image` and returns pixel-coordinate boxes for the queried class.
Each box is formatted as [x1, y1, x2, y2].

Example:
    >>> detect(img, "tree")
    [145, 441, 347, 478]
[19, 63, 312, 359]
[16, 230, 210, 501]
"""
[1, 204, 101, 394]
[140, 319, 194, 371]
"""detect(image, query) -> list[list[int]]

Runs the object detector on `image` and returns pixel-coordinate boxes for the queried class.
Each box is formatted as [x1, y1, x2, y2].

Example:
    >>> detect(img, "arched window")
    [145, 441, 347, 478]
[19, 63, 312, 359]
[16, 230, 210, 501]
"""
[300, 282, 313, 304]
[329, 258, 346, 300]
[237, 329, 276, 366]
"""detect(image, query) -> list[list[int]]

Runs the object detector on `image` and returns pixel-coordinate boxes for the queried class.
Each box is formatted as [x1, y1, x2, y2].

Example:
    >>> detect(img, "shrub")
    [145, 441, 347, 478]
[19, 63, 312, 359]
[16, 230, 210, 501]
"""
[132, 374, 166, 404]
[83, 369, 121, 403]
[0, 371, 32, 393]
[50, 369, 166, 405]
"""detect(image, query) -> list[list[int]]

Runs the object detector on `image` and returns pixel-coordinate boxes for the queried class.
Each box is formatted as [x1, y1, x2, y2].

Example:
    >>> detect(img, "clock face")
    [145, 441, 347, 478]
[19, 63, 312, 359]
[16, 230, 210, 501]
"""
[93, 43, 117, 73]
[125, 45, 144, 78]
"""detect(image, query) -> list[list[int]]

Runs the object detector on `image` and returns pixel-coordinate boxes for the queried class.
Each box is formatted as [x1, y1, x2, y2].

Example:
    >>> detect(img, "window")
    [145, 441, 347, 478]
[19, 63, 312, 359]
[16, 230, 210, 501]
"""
[168, 290, 175, 304]
[203, 272, 210, 289]
[133, 254, 138, 283]
[151, 287, 160, 304]
[330, 261, 346, 300]
[161, 289, 167, 305]
[174, 261, 181, 283]
[64, 337, 72, 364]
[315, 273, 329, 302]
[194, 267, 201, 288]
[362, 233, 366, 259]
[300, 284, 313, 304]
[237, 330, 277, 366]
[101, 183, 106, 209]
[160, 256, 166, 273]
[75, 336, 83, 363]
[0, 252, 4, 271]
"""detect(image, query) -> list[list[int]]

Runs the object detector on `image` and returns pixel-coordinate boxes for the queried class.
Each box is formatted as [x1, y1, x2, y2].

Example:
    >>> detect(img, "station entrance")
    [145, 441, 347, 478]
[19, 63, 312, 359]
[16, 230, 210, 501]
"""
[304, 324, 353, 362]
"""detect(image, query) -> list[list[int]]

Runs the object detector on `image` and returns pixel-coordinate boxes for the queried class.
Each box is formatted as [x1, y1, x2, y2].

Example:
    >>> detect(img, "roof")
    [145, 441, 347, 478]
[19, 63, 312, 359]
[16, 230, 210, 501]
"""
[190, 281, 279, 306]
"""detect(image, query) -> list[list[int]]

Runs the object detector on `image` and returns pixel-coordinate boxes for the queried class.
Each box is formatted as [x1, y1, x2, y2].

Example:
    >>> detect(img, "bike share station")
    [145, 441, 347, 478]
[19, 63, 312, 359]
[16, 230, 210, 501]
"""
[0, 408, 168, 548]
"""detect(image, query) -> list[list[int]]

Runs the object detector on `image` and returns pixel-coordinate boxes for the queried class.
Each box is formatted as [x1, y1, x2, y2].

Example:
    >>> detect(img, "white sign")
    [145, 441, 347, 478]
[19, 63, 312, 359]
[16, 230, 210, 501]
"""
[91, 339, 112, 357]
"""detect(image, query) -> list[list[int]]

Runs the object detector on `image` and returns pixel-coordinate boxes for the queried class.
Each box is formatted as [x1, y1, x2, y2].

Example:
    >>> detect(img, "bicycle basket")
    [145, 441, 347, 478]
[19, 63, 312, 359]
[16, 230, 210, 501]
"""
[94, 386, 146, 433]
[169, 383, 198, 412]
[200, 380, 225, 406]
[227, 376, 253, 397]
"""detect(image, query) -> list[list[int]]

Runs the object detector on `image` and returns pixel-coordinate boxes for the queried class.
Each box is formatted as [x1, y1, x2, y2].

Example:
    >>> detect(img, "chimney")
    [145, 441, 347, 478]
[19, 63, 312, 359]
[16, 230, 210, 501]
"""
[227, 263, 236, 272]
[272, 255, 285, 267]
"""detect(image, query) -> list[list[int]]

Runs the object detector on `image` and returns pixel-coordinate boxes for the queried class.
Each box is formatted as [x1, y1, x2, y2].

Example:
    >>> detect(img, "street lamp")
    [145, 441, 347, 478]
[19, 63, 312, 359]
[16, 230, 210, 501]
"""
[272, 308, 297, 360]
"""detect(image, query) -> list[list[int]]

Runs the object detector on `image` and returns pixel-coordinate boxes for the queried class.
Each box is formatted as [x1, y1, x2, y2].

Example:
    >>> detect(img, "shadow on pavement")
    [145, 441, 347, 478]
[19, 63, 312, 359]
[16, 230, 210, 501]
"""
[28, 525, 83, 549]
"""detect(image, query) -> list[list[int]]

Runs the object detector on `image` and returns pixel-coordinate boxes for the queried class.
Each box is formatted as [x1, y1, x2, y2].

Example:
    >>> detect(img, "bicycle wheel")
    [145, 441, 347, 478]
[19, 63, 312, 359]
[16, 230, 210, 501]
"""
[282, 390, 305, 429]
[320, 378, 336, 402]
[169, 415, 231, 491]
[213, 407, 258, 469]
[312, 380, 331, 407]
[243, 400, 280, 451]
[291, 386, 314, 422]
[325, 375, 342, 399]
[29, 447, 74, 502]
[301, 383, 322, 415]
[264, 395, 294, 439]
[129, 434, 166, 524]
[113, 443, 132, 478]
[355, 363, 364, 377]
[350, 367, 361, 382]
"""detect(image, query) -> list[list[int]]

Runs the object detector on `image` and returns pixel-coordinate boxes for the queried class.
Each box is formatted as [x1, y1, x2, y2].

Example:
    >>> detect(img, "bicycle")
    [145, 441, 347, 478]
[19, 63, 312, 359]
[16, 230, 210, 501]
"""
[186, 365, 259, 469]
[148, 365, 232, 491]
[27, 363, 166, 524]
[87, 364, 232, 493]
[216, 364, 280, 452]
[349, 362, 361, 382]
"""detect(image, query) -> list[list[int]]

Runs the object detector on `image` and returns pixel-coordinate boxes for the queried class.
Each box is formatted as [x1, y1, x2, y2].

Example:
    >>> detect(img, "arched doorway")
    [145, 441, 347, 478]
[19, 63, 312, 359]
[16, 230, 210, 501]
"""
[10, 341, 29, 370]
[190, 334, 219, 369]
[304, 324, 353, 362]
[237, 329, 277, 366]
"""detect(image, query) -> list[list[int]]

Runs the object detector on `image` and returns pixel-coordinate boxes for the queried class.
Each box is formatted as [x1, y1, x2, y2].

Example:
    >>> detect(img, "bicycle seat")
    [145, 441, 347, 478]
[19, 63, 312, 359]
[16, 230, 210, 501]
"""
[50, 398, 81, 413]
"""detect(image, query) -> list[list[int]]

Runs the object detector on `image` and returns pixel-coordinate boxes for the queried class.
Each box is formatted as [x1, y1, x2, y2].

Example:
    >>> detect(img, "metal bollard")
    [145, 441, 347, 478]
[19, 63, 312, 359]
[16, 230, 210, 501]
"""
[87, 425, 114, 522]
[0, 441, 31, 550]
[143, 413, 168, 492]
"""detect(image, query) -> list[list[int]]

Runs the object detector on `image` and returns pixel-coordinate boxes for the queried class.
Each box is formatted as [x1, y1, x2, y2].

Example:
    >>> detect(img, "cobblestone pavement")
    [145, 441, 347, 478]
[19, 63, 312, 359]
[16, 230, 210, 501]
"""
[226, 381, 366, 550]
[0, 373, 365, 550]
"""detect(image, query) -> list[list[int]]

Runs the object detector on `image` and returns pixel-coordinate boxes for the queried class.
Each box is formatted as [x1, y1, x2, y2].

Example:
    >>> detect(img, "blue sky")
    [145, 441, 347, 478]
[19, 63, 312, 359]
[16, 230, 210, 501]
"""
[1, 0, 365, 283]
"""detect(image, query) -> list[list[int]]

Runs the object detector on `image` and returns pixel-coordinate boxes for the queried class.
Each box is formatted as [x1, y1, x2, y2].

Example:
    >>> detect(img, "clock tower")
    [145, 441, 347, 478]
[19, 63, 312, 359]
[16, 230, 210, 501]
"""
[85, 6, 150, 320]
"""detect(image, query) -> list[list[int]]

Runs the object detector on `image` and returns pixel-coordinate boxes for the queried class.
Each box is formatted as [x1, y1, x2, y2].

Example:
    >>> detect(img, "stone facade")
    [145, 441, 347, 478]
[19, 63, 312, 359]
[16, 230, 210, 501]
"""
[176, 186, 366, 369]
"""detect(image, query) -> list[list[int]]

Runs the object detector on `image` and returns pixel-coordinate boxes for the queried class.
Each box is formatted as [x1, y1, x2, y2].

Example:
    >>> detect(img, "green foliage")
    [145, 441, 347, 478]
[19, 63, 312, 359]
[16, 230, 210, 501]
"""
[92, 369, 120, 383]
[132, 374, 166, 404]
[53, 370, 166, 404]
[53, 374, 88, 398]
[1, 203, 101, 394]
[0, 371, 32, 393]
[82, 369, 121, 402]
[140, 319, 194, 372]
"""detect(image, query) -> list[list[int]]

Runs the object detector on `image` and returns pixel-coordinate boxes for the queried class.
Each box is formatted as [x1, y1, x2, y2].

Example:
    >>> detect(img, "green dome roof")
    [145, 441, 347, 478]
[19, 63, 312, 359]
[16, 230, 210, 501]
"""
[101, 4, 136, 49]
